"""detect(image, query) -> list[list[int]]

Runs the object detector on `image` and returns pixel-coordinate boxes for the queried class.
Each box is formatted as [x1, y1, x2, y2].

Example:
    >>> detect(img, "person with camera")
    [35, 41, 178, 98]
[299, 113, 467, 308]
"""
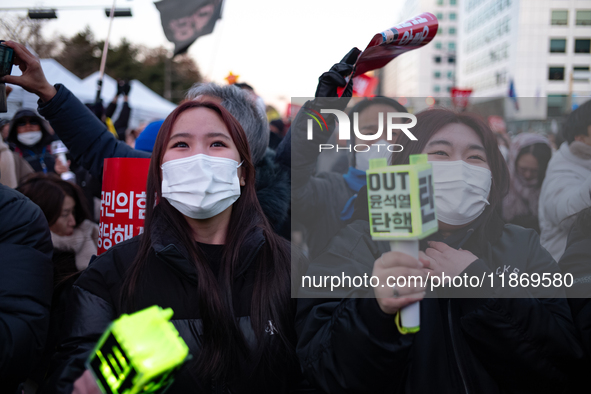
[1, 41, 290, 236]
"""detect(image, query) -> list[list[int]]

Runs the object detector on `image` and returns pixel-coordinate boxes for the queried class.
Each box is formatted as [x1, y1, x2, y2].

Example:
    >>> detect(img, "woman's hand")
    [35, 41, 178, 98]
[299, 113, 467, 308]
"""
[422, 241, 478, 282]
[372, 251, 427, 315]
[54, 157, 71, 175]
[72, 370, 102, 394]
[0, 41, 57, 102]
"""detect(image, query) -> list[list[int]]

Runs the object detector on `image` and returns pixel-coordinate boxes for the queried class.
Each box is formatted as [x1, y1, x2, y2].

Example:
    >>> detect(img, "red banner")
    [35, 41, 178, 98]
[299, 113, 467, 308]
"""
[451, 88, 473, 109]
[353, 12, 439, 78]
[98, 158, 151, 255]
[488, 115, 507, 134]
[286, 103, 303, 120]
[337, 74, 379, 97]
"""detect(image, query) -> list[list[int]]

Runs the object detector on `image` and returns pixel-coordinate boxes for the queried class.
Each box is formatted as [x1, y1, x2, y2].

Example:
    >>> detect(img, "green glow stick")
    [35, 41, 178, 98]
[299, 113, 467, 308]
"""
[87, 305, 189, 394]
[366, 154, 438, 333]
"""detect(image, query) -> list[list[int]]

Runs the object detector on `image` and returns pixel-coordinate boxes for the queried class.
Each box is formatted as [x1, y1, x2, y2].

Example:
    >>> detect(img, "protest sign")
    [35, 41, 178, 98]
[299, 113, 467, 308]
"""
[98, 158, 150, 255]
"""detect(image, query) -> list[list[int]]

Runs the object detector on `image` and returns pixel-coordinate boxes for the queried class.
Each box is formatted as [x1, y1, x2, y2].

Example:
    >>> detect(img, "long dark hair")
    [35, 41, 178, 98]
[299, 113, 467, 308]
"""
[16, 173, 91, 227]
[391, 108, 510, 244]
[120, 101, 294, 385]
[515, 143, 552, 186]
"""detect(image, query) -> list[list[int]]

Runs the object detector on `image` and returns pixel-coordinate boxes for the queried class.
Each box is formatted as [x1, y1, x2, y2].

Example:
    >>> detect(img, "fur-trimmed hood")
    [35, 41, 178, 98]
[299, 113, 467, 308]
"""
[51, 219, 99, 271]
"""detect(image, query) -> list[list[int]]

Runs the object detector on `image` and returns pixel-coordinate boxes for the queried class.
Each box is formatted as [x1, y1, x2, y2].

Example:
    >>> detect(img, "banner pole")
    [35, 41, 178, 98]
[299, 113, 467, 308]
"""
[95, 0, 117, 107]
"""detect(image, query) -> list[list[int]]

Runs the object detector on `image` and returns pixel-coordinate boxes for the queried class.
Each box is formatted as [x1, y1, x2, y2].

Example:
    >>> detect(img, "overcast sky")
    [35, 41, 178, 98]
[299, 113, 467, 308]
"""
[2, 0, 403, 112]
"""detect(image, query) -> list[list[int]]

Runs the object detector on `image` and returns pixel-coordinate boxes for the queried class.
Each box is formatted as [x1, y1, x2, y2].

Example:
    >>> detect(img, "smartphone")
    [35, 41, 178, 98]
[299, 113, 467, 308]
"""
[0, 41, 14, 77]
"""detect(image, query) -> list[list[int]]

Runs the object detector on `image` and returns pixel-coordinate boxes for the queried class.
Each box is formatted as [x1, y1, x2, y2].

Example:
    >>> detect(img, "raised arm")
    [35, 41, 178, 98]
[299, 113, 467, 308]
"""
[1, 41, 149, 180]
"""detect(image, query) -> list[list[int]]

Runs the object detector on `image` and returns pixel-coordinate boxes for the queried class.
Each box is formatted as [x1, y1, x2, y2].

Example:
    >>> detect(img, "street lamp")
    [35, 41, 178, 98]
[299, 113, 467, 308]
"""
[104, 8, 132, 17]
[27, 9, 57, 19]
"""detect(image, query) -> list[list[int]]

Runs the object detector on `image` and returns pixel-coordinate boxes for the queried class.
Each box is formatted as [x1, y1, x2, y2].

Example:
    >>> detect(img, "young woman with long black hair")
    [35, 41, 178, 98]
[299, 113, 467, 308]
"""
[43, 101, 303, 393]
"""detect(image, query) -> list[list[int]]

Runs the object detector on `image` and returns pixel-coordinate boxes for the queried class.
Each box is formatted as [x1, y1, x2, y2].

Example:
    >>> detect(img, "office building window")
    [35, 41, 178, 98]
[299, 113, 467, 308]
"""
[437, 0, 444, 5]
[449, 27, 456, 35]
[434, 85, 441, 92]
[434, 71, 441, 78]
[576, 10, 591, 26]
[450, 0, 457, 5]
[448, 42, 456, 51]
[548, 95, 568, 116]
[447, 71, 454, 79]
[574, 66, 590, 82]
[549, 66, 565, 80]
[550, 38, 567, 53]
[575, 39, 591, 53]
[438, 27, 444, 35]
[435, 42, 442, 49]
[446, 86, 452, 93]
[449, 12, 457, 21]
[551, 10, 568, 25]
[434, 56, 442, 63]
[436, 12, 444, 20]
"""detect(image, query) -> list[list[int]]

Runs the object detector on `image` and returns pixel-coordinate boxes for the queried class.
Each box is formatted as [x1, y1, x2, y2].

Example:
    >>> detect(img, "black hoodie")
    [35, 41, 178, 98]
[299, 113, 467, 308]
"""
[7, 108, 56, 173]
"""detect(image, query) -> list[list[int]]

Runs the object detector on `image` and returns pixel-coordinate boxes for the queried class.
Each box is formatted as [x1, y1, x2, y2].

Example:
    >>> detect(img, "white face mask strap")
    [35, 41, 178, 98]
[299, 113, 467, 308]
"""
[237, 160, 244, 168]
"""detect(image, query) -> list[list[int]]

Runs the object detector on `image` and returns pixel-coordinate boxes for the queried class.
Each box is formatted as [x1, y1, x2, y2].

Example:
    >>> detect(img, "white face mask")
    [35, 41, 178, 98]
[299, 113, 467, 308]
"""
[161, 154, 243, 219]
[17, 131, 43, 146]
[355, 140, 391, 171]
[430, 160, 492, 226]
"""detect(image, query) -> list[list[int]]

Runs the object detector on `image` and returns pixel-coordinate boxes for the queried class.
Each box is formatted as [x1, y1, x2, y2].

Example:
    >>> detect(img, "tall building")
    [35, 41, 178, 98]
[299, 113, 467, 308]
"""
[381, 0, 460, 98]
[457, 0, 591, 116]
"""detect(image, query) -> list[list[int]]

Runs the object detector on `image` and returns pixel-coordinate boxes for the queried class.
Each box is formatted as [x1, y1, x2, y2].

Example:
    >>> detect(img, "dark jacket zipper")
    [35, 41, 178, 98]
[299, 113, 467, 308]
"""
[448, 299, 469, 394]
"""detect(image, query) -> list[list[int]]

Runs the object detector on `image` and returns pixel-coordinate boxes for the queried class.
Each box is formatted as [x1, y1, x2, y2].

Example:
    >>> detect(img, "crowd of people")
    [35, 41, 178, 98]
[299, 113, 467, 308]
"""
[1, 39, 591, 394]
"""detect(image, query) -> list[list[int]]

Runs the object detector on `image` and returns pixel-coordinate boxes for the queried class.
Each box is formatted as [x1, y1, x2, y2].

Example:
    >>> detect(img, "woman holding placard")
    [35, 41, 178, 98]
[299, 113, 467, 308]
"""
[296, 109, 582, 393]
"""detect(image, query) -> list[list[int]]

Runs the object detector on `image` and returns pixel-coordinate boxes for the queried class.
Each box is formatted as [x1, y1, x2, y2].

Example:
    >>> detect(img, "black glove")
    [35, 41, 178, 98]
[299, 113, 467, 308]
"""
[116, 80, 125, 96]
[122, 81, 131, 96]
[312, 47, 361, 110]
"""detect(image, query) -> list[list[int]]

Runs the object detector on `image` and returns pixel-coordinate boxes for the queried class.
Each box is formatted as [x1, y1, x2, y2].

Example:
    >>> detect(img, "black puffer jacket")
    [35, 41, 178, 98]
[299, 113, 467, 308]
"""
[42, 210, 307, 394]
[0, 185, 54, 393]
[559, 208, 591, 390]
[288, 103, 356, 259]
[296, 218, 584, 394]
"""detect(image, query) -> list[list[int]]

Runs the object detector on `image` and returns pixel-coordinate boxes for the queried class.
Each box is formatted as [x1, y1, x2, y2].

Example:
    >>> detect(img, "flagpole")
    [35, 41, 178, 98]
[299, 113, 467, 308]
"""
[95, 0, 117, 109]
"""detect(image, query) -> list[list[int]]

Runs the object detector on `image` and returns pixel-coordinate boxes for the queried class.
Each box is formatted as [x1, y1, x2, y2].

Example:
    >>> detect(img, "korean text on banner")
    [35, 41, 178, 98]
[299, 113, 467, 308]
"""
[98, 158, 151, 255]
[353, 12, 439, 78]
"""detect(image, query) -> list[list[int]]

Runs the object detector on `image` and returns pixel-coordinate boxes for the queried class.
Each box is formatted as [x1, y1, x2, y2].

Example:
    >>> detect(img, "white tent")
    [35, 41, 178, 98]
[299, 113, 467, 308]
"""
[81, 72, 177, 130]
[4, 60, 177, 131]
[5, 59, 94, 119]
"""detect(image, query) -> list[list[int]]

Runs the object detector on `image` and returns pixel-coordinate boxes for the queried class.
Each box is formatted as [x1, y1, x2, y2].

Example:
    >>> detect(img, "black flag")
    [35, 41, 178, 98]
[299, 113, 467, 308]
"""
[155, 0, 223, 56]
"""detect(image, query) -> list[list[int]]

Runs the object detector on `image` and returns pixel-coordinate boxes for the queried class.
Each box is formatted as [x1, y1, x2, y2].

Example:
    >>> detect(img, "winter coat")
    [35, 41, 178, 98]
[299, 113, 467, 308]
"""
[539, 142, 591, 261]
[0, 185, 54, 393]
[105, 100, 131, 141]
[0, 135, 33, 187]
[41, 210, 305, 394]
[289, 103, 356, 259]
[558, 211, 591, 392]
[560, 212, 591, 351]
[51, 219, 99, 271]
[296, 217, 583, 394]
[37, 85, 290, 231]
[7, 108, 57, 174]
